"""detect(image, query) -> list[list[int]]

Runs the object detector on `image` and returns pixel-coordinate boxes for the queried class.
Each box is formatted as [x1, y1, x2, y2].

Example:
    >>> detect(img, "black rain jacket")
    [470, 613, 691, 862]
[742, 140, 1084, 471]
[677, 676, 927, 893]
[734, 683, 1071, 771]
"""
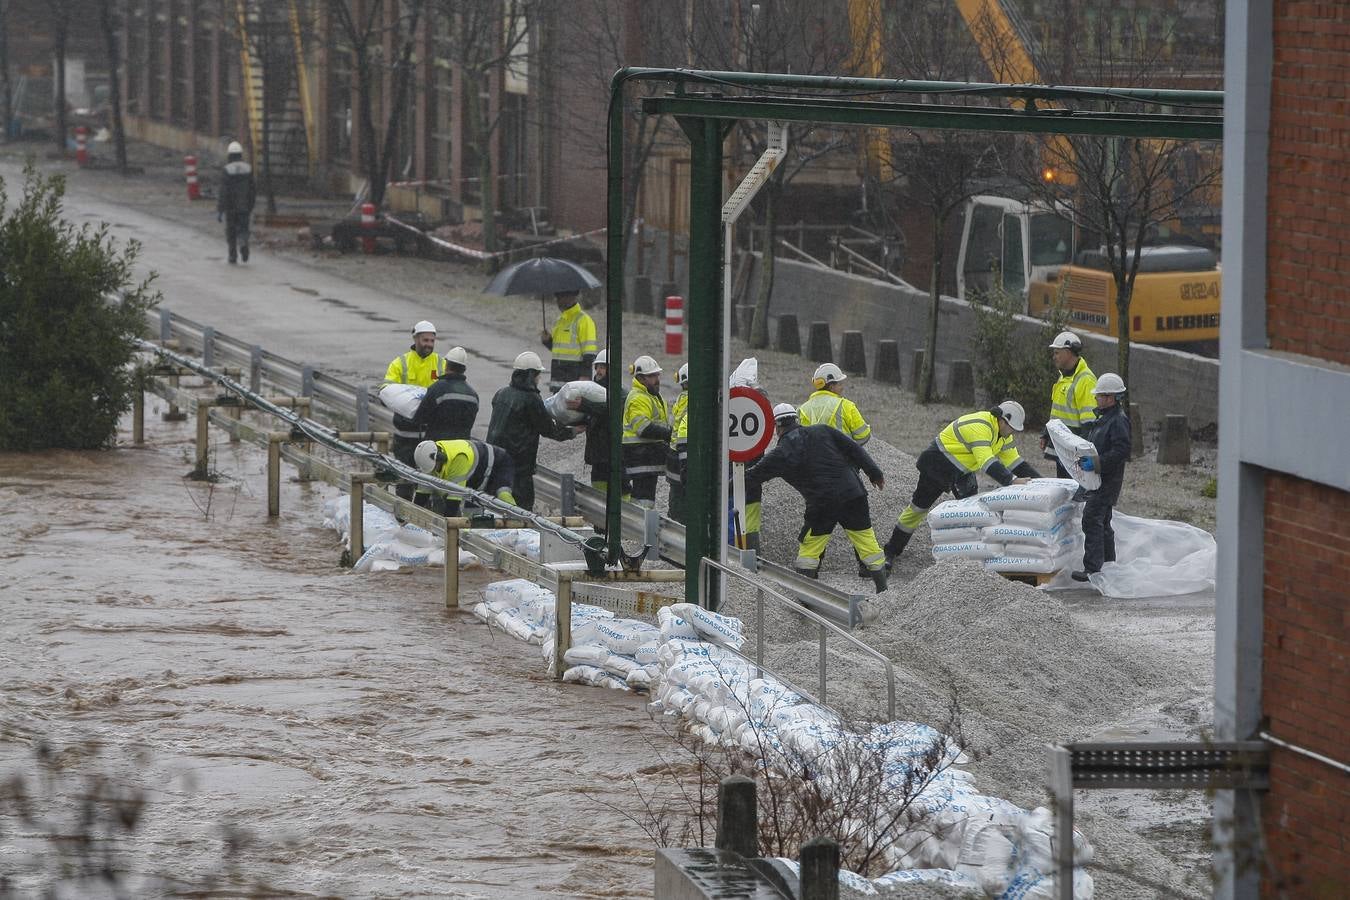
[486, 370, 573, 475]
[412, 371, 479, 441]
[745, 423, 883, 510]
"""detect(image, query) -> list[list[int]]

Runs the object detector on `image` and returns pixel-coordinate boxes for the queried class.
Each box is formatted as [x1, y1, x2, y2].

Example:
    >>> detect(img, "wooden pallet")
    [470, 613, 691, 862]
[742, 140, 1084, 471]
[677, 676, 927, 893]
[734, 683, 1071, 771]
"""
[997, 570, 1060, 587]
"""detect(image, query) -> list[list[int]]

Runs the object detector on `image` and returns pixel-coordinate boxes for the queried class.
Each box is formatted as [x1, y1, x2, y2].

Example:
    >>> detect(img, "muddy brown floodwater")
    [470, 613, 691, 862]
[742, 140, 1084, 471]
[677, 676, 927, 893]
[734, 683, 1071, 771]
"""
[0, 398, 690, 898]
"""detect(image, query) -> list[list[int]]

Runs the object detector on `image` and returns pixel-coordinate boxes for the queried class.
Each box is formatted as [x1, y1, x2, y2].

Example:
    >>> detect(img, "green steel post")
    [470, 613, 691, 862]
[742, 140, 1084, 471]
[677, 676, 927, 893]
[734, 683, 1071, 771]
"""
[605, 71, 628, 556]
[678, 116, 727, 607]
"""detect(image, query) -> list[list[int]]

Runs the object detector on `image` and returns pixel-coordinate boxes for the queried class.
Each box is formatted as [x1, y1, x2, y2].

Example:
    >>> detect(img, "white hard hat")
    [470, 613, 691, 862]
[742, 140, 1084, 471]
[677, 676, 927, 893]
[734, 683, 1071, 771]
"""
[443, 346, 467, 366]
[1094, 373, 1127, 394]
[414, 440, 440, 473]
[1048, 331, 1082, 350]
[226, 140, 243, 155]
[514, 351, 544, 372]
[631, 355, 662, 376]
[996, 400, 1027, 432]
[412, 320, 437, 336]
[773, 402, 799, 422]
[812, 362, 846, 388]
[677, 363, 689, 386]
[593, 349, 608, 366]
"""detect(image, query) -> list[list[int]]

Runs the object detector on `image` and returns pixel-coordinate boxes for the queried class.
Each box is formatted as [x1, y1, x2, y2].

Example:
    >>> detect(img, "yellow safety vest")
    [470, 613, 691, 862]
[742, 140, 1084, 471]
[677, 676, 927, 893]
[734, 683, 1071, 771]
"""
[670, 390, 689, 449]
[430, 439, 478, 482]
[797, 389, 871, 443]
[623, 378, 670, 475]
[938, 411, 1024, 474]
[1050, 357, 1098, 428]
[549, 304, 599, 363]
[384, 349, 444, 388]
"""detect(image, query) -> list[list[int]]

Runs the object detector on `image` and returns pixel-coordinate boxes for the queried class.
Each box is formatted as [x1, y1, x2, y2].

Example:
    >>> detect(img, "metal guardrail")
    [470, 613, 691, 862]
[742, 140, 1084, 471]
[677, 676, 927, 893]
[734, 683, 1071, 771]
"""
[148, 309, 864, 627]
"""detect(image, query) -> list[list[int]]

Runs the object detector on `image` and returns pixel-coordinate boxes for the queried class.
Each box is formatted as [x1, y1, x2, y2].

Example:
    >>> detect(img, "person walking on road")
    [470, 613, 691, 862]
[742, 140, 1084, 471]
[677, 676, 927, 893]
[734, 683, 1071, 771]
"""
[666, 363, 690, 523]
[1042, 331, 1098, 478]
[413, 438, 517, 517]
[411, 346, 477, 441]
[216, 141, 256, 264]
[622, 355, 670, 508]
[385, 320, 446, 505]
[583, 350, 630, 502]
[1072, 374, 1132, 582]
[486, 351, 581, 511]
[540, 291, 598, 387]
[746, 404, 889, 593]
[882, 401, 1042, 570]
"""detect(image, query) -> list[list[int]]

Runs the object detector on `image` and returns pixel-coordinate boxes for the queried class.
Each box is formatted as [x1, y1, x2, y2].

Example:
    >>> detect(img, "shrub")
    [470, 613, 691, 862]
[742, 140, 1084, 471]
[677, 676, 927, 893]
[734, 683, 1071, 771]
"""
[968, 280, 1068, 429]
[0, 163, 158, 450]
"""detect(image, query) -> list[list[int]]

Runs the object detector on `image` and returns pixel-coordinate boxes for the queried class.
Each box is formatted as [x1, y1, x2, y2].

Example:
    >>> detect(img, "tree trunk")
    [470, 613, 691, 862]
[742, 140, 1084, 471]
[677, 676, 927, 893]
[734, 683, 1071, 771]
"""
[919, 213, 943, 404]
[53, 16, 68, 154]
[748, 169, 782, 350]
[0, 2, 13, 143]
[1115, 278, 1132, 389]
[98, 0, 127, 173]
[260, 28, 276, 214]
[371, 4, 421, 211]
[354, 46, 380, 208]
[465, 78, 497, 260]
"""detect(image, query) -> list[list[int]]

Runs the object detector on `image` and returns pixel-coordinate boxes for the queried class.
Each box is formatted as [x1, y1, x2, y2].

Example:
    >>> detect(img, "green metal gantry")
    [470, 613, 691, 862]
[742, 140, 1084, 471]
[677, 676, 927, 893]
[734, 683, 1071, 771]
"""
[603, 68, 1223, 603]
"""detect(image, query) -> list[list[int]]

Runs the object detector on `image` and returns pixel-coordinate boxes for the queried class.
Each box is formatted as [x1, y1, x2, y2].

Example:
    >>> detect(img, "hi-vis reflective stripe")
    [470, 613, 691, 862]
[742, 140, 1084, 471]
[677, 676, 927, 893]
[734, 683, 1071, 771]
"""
[400, 356, 409, 383]
[943, 415, 996, 472]
[436, 393, 477, 405]
[626, 463, 665, 475]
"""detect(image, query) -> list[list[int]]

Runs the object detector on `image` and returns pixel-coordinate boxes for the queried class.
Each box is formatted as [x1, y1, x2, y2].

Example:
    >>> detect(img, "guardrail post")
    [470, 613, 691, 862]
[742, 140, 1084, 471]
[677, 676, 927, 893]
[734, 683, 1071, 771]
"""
[193, 400, 213, 479]
[444, 519, 460, 609]
[346, 474, 368, 568]
[643, 507, 660, 559]
[202, 326, 215, 369]
[552, 574, 573, 680]
[132, 387, 145, 446]
[301, 364, 315, 399]
[1049, 745, 1075, 900]
[163, 371, 187, 421]
[355, 381, 370, 433]
[267, 433, 285, 517]
[715, 775, 758, 859]
[159, 308, 172, 343]
[249, 345, 262, 393]
[296, 383, 314, 483]
[558, 473, 575, 516]
[799, 837, 840, 900]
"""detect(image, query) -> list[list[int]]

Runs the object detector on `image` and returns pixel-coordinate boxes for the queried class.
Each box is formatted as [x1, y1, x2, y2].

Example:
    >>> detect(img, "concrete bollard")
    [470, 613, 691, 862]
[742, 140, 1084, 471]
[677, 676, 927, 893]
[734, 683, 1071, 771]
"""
[840, 330, 867, 375]
[799, 836, 841, 900]
[1129, 403, 1145, 458]
[734, 304, 755, 338]
[631, 274, 652, 315]
[1157, 414, 1191, 465]
[715, 775, 758, 859]
[807, 322, 833, 363]
[874, 340, 902, 384]
[911, 348, 927, 395]
[948, 359, 976, 406]
[776, 314, 802, 355]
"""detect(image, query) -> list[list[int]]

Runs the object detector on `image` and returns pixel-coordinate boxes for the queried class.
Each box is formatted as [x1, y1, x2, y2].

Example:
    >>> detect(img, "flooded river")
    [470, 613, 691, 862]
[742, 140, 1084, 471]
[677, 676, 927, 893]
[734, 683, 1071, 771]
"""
[1, 399, 682, 897]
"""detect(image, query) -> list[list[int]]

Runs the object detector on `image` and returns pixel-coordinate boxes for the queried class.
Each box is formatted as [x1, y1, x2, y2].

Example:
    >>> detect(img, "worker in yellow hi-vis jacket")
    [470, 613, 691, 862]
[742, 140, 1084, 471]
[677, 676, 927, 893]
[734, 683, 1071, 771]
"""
[622, 355, 670, 508]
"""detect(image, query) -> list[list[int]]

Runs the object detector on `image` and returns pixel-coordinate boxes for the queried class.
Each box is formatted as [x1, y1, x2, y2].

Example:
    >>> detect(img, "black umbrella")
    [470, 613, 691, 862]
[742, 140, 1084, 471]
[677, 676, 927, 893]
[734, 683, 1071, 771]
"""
[484, 256, 602, 329]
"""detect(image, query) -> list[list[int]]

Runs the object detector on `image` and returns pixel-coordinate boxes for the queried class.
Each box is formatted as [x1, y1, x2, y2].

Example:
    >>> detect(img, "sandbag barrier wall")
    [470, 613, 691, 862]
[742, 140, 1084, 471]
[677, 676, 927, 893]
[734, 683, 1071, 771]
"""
[143, 310, 865, 628]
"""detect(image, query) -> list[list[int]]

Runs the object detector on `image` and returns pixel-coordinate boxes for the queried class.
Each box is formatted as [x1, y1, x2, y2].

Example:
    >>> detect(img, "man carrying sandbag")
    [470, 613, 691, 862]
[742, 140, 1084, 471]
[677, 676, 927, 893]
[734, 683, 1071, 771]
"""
[486, 352, 582, 512]
[746, 404, 889, 593]
[385, 320, 446, 506]
[410, 346, 477, 441]
[582, 351, 630, 503]
[1042, 331, 1098, 478]
[882, 401, 1042, 570]
[1072, 374, 1131, 582]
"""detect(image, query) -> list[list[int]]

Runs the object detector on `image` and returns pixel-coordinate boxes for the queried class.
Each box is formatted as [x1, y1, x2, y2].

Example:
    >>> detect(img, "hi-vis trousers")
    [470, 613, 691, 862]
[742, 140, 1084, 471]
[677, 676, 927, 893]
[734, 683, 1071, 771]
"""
[794, 497, 885, 573]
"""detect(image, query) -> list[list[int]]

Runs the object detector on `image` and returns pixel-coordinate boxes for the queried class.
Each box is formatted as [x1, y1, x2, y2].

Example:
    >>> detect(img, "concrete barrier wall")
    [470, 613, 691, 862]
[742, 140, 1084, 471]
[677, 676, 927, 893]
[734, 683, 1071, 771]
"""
[630, 237, 1220, 429]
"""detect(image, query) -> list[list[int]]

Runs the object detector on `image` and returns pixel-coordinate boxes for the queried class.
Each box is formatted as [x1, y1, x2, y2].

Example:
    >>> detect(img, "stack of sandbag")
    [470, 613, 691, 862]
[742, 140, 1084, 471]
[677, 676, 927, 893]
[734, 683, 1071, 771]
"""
[926, 480, 1083, 574]
[379, 383, 426, 418]
[472, 578, 568, 643]
[321, 497, 481, 573]
[478, 528, 541, 561]
[543, 380, 607, 425]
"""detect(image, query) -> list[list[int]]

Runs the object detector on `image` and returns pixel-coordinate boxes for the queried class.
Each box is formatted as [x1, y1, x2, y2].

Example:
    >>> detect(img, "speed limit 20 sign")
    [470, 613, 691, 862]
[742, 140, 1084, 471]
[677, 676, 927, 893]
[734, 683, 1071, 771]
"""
[727, 386, 775, 462]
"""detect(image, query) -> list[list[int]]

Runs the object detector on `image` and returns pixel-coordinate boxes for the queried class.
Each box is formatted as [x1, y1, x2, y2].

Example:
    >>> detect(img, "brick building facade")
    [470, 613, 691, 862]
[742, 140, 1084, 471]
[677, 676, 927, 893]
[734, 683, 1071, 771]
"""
[1219, 0, 1350, 896]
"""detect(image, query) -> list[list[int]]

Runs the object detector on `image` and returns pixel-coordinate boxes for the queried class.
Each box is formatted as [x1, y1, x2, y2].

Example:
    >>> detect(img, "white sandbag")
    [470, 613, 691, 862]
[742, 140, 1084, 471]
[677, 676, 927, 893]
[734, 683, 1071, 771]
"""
[658, 606, 701, 643]
[984, 552, 1073, 574]
[634, 641, 661, 666]
[1000, 504, 1076, 531]
[928, 496, 1002, 529]
[544, 379, 607, 425]
[986, 519, 1073, 548]
[930, 525, 986, 544]
[729, 357, 760, 388]
[870, 868, 981, 891]
[562, 665, 630, 690]
[378, 383, 426, 418]
[931, 540, 1005, 561]
[979, 479, 1078, 511]
[667, 602, 746, 650]
[1000, 534, 1081, 561]
[1046, 418, 1102, 490]
[585, 618, 660, 656]
[562, 645, 610, 667]
[748, 678, 805, 723]
[626, 665, 659, 692]
[771, 860, 878, 897]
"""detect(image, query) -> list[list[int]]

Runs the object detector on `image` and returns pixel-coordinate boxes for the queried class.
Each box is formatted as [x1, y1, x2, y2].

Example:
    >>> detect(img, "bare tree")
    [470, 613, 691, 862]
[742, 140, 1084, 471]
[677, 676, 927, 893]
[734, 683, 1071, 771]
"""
[97, 0, 127, 173]
[332, 0, 426, 210]
[0, 1, 12, 143]
[49, 0, 71, 154]
[429, 0, 535, 260]
[1014, 5, 1223, 388]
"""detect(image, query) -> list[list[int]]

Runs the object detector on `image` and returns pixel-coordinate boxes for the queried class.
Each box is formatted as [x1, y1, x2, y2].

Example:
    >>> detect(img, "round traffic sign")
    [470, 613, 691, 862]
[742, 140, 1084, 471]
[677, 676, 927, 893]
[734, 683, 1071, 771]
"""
[727, 386, 775, 463]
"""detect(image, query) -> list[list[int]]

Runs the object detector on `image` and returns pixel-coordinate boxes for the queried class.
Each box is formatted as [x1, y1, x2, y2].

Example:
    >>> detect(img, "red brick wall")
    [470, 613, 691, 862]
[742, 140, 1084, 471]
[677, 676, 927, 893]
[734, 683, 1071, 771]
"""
[1265, 1, 1350, 366]
[1261, 472, 1350, 895]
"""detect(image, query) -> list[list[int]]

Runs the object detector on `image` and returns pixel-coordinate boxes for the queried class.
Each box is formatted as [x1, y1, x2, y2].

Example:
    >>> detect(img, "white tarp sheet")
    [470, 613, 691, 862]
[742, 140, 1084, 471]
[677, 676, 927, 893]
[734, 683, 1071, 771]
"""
[1045, 512, 1215, 598]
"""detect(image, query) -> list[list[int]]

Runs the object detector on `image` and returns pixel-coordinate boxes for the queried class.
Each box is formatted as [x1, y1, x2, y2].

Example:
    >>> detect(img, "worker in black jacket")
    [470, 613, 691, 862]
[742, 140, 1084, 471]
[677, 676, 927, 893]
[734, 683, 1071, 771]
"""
[486, 351, 580, 511]
[411, 346, 478, 441]
[746, 404, 889, 593]
[1072, 373, 1132, 582]
[581, 350, 630, 499]
[216, 140, 256, 264]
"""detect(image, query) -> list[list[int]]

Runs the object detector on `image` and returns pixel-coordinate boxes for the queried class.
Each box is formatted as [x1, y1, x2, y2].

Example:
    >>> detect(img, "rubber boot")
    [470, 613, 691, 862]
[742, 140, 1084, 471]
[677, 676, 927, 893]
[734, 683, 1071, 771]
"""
[870, 567, 889, 594]
[855, 549, 871, 579]
[883, 526, 913, 572]
[793, 566, 819, 580]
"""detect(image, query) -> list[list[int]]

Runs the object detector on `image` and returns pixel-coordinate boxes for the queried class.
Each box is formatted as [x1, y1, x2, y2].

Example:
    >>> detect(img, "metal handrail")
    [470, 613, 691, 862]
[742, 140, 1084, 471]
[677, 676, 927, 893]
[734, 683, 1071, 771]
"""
[698, 557, 895, 721]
